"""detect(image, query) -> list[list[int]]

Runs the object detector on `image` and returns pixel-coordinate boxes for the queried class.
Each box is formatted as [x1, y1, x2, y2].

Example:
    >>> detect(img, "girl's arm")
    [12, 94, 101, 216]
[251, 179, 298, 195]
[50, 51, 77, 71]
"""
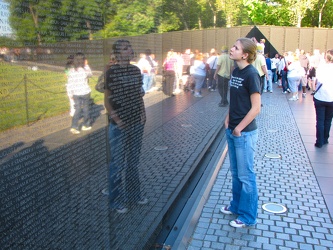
[104, 88, 125, 128]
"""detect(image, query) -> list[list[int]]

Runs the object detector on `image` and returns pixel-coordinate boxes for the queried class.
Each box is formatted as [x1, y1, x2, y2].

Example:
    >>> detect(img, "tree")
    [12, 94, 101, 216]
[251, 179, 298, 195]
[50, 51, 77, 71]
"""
[302, 0, 333, 27]
[94, 0, 158, 37]
[318, 0, 328, 27]
[278, 0, 315, 27]
[161, 0, 202, 30]
[243, 0, 291, 26]
[60, 0, 105, 40]
[6, 0, 106, 44]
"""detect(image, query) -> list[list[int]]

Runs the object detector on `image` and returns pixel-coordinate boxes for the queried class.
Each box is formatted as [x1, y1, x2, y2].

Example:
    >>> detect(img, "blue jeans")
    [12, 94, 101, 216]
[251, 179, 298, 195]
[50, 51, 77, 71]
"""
[142, 74, 152, 92]
[217, 75, 229, 105]
[108, 123, 145, 208]
[271, 68, 277, 83]
[193, 74, 206, 91]
[287, 76, 301, 93]
[207, 69, 216, 89]
[226, 128, 258, 226]
[281, 71, 289, 92]
[314, 98, 333, 146]
[72, 93, 90, 129]
[263, 70, 273, 92]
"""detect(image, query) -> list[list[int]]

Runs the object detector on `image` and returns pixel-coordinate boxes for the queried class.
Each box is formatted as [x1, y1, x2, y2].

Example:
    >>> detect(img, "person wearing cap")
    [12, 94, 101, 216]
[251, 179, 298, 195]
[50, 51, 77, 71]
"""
[259, 39, 265, 53]
[251, 45, 268, 95]
[214, 46, 234, 107]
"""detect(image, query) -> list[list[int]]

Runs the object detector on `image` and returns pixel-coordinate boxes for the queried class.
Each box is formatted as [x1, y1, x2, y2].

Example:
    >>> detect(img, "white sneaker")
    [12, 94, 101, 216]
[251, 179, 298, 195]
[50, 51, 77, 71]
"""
[70, 128, 80, 134]
[137, 198, 149, 205]
[116, 207, 128, 214]
[302, 93, 306, 97]
[229, 219, 247, 228]
[194, 93, 203, 97]
[220, 205, 233, 215]
[289, 96, 297, 101]
[82, 126, 92, 131]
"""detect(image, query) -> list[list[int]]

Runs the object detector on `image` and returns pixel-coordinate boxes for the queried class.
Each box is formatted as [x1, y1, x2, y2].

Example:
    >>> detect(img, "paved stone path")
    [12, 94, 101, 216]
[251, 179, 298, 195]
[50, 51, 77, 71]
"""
[187, 86, 333, 250]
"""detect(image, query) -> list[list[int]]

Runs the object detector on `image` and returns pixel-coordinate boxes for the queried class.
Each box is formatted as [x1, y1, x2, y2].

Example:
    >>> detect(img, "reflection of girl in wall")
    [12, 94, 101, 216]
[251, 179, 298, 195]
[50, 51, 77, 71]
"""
[220, 38, 261, 228]
[66, 53, 92, 134]
[104, 40, 148, 213]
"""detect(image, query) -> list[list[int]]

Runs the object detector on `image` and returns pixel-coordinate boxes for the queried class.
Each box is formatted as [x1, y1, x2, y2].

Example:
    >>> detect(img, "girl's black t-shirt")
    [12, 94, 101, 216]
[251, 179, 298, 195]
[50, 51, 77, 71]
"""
[105, 64, 145, 126]
[229, 64, 261, 132]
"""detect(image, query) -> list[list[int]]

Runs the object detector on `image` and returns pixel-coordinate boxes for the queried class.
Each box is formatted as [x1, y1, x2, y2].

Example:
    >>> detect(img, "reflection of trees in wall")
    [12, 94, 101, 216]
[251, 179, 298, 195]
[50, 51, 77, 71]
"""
[4, 0, 333, 44]
[6, 0, 106, 45]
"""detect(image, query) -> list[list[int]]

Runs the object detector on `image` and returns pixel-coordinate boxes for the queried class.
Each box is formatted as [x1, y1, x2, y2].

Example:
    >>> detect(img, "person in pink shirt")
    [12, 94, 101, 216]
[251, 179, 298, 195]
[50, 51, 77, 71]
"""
[162, 50, 178, 96]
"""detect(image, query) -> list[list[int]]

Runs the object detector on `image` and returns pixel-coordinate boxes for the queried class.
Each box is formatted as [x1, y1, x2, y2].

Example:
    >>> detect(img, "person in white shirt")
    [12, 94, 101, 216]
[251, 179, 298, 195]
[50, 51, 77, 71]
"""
[66, 52, 92, 134]
[286, 54, 305, 101]
[271, 53, 280, 84]
[206, 48, 218, 91]
[191, 53, 207, 97]
[137, 53, 152, 92]
[313, 49, 333, 148]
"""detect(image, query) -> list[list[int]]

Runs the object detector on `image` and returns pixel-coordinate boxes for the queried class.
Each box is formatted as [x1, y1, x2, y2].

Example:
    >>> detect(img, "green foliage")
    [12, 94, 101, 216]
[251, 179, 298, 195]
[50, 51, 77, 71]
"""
[6, 0, 107, 44]
[302, 0, 333, 27]
[156, 12, 181, 33]
[243, 0, 291, 26]
[0, 36, 21, 48]
[95, 0, 161, 37]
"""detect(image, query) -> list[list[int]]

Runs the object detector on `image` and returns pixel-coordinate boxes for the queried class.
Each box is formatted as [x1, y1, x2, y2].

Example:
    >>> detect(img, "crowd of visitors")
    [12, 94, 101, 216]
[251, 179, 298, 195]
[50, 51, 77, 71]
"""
[61, 38, 332, 227]
[63, 40, 331, 154]
[263, 48, 325, 101]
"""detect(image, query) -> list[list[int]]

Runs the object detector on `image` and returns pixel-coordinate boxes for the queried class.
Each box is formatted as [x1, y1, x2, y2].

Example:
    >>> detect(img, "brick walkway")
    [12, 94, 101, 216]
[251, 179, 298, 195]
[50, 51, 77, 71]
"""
[186, 85, 333, 250]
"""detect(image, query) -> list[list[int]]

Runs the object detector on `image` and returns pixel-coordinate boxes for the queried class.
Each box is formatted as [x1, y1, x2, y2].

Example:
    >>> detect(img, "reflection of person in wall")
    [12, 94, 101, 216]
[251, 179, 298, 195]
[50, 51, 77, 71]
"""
[66, 53, 93, 134]
[65, 55, 75, 117]
[104, 39, 148, 213]
[219, 38, 261, 228]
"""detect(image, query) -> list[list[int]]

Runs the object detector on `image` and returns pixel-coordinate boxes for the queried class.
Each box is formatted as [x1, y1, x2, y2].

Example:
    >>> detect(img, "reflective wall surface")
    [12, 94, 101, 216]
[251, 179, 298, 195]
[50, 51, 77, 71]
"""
[0, 2, 227, 247]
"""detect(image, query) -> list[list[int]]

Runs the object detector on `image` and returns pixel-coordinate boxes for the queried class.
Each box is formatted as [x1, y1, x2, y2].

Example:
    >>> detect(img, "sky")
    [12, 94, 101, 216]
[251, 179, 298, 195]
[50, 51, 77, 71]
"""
[0, 0, 12, 37]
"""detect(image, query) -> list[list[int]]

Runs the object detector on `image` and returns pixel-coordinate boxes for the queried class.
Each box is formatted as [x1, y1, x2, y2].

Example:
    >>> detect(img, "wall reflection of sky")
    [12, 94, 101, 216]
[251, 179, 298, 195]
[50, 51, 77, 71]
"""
[0, 0, 12, 36]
